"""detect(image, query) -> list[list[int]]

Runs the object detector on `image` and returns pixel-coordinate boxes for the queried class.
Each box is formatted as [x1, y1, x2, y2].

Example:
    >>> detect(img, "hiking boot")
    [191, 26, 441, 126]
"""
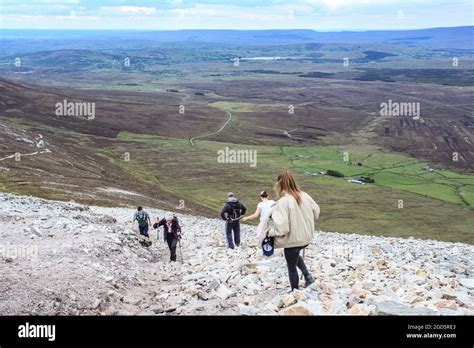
[304, 275, 315, 288]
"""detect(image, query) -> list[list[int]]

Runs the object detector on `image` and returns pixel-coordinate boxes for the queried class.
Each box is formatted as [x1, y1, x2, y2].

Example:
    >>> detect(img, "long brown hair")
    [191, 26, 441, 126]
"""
[273, 170, 302, 205]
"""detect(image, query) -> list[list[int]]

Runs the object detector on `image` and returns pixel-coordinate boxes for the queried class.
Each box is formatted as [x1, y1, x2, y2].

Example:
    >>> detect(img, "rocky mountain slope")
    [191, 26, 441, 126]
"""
[0, 192, 473, 316]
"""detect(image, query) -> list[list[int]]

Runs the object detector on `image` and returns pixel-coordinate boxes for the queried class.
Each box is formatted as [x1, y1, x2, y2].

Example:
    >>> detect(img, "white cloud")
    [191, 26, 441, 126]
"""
[1, 0, 472, 30]
[54, 10, 99, 21]
[304, 0, 426, 11]
[18, 14, 45, 19]
[100, 6, 157, 16]
[168, 5, 218, 18]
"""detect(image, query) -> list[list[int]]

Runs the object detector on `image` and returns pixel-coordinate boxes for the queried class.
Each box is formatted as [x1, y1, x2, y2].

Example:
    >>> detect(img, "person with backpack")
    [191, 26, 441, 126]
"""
[133, 206, 152, 238]
[153, 215, 182, 262]
[264, 170, 320, 291]
[242, 190, 275, 241]
[220, 192, 247, 249]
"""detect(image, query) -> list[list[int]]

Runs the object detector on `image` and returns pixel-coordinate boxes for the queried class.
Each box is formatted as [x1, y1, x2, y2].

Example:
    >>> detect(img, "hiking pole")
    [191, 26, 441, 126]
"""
[178, 239, 183, 263]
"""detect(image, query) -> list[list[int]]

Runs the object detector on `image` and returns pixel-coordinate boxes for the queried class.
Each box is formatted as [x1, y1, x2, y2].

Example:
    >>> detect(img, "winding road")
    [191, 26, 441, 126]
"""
[189, 108, 233, 147]
[0, 134, 51, 162]
[0, 149, 51, 162]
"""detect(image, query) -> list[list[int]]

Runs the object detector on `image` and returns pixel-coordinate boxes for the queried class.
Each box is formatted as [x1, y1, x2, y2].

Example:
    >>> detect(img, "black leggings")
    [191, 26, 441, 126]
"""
[284, 245, 311, 290]
[166, 233, 179, 261]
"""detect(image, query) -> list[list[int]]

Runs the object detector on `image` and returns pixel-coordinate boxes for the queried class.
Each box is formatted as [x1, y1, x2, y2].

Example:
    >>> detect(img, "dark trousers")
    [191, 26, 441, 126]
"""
[165, 233, 178, 261]
[139, 225, 149, 237]
[225, 221, 241, 249]
[284, 245, 311, 290]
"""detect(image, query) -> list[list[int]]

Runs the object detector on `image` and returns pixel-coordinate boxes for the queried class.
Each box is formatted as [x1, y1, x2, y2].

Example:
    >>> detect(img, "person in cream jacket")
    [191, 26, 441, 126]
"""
[265, 170, 320, 291]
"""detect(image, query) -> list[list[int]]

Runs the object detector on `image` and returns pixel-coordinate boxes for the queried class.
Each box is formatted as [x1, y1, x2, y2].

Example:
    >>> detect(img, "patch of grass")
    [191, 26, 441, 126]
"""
[208, 101, 257, 112]
[0, 171, 12, 192]
[281, 144, 474, 208]
[372, 171, 464, 205]
[208, 101, 287, 113]
[117, 131, 189, 145]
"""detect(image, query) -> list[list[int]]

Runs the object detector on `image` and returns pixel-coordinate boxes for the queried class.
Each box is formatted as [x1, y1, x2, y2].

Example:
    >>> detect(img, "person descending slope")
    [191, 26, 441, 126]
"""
[242, 190, 275, 241]
[220, 192, 247, 249]
[154, 215, 182, 262]
[134, 206, 152, 238]
[264, 171, 320, 291]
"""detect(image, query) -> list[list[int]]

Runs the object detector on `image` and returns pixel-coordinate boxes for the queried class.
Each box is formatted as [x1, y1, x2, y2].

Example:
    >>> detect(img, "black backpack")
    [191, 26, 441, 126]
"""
[228, 201, 241, 220]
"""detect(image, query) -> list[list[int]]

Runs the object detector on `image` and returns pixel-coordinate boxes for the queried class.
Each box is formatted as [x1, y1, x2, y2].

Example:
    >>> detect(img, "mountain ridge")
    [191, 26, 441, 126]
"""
[2, 26, 472, 49]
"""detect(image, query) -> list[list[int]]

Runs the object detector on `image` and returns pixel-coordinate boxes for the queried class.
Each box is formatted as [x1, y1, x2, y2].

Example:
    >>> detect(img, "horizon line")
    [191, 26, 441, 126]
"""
[1, 25, 472, 32]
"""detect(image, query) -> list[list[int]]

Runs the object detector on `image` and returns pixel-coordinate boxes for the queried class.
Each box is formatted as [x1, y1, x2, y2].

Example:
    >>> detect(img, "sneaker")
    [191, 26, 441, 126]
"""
[304, 275, 315, 288]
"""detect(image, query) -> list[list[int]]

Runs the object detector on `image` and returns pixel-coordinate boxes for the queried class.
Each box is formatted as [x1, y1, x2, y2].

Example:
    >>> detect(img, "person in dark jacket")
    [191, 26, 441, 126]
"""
[220, 192, 247, 249]
[153, 215, 182, 262]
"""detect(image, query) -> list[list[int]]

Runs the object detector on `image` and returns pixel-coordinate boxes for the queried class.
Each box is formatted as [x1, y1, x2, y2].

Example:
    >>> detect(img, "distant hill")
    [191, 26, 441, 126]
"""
[1, 26, 472, 50]
[131, 27, 474, 49]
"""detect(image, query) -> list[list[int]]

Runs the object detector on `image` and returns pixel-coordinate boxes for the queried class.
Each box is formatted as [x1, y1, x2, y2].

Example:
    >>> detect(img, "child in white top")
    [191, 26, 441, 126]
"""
[242, 190, 275, 240]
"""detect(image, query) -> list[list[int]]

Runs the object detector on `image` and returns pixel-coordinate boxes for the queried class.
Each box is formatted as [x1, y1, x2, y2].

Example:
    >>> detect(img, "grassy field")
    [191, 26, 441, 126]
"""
[284, 146, 474, 207]
[110, 131, 474, 244]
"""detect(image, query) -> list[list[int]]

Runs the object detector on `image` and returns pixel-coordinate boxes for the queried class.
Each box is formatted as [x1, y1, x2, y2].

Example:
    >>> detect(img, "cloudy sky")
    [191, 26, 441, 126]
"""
[1, 0, 472, 30]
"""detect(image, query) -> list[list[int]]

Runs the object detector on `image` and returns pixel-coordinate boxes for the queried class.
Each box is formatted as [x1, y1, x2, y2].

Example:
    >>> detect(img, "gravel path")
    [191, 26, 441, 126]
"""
[1, 192, 473, 316]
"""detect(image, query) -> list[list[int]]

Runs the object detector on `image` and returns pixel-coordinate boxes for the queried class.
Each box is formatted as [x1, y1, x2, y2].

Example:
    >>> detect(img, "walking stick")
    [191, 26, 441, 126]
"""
[178, 239, 183, 263]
